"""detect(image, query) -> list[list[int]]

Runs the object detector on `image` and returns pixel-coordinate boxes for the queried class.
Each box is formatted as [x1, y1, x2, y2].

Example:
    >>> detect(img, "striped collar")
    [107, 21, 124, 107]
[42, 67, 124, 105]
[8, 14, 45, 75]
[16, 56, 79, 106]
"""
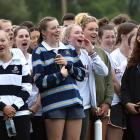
[42, 41, 67, 52]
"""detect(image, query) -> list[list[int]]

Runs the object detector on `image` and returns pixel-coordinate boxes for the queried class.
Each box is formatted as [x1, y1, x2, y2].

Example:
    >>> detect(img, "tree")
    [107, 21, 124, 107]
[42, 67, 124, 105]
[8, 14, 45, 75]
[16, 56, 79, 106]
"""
[0, 0, 30, 24]
[0, 0, 139, 25]
[129, 0, 140, 22]
[67, 0, 129, 20]
[24, 0, 63, 23]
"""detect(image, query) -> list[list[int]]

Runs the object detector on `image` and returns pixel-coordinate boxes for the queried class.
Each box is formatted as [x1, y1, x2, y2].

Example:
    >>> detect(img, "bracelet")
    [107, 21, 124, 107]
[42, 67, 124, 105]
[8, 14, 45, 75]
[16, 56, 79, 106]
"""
[88, 50, 94, 56]
[89, 52, 97, 58]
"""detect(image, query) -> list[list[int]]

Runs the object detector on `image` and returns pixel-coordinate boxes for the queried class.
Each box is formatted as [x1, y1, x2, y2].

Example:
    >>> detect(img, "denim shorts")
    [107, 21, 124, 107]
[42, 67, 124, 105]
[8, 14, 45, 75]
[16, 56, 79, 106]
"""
[44, 105, 85, 120]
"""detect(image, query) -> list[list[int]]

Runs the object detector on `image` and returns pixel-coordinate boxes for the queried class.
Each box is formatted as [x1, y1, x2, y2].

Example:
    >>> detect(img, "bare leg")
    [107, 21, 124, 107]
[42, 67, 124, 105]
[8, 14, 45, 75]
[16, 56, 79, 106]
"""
[107, 125, 123, 140]
[65, 119, 82, 140]
[101, 117, 109, 140]
[45, 119, 65, 140]
[87, 120, 93, 140]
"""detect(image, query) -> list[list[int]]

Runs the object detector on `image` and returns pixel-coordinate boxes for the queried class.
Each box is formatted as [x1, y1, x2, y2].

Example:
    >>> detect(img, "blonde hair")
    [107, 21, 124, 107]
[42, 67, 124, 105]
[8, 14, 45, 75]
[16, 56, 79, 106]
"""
[75, 13, 98, 29]
[0, 19, 12, 29]
[62, 24, 81, 45]
[75, 13, 89, 25]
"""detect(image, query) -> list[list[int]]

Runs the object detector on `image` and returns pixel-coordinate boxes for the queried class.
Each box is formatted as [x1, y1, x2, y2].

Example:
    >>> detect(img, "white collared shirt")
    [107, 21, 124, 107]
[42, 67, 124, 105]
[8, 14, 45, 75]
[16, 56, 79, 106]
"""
[42, 41, 67, 54]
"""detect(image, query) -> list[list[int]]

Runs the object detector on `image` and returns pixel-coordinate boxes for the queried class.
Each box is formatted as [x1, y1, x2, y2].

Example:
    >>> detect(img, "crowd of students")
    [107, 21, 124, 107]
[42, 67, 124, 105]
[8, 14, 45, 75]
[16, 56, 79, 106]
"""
[0, 12, 140, 140]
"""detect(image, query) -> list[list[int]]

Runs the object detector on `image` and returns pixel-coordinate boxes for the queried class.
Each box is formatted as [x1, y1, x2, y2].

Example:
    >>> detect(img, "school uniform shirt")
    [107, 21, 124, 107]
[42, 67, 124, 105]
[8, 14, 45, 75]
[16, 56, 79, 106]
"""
[77, 49, 108, 109]
[0, 50, 32, 112]
[32, 42, 85, 113]
[10, 48, 27, 64]
[110, 48, 127, 105]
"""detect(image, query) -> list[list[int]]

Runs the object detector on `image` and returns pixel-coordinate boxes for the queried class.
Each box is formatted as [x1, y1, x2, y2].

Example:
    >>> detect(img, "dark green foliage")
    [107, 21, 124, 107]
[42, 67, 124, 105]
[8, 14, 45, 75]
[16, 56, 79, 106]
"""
[0, 0, 30, 24]
[129, 0, 140, 21]
[0, 0, 139, 25]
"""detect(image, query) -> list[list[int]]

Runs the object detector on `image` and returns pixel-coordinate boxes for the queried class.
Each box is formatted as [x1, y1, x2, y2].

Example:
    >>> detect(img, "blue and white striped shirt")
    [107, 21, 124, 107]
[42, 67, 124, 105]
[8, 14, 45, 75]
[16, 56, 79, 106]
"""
[32, 42, 85, 112]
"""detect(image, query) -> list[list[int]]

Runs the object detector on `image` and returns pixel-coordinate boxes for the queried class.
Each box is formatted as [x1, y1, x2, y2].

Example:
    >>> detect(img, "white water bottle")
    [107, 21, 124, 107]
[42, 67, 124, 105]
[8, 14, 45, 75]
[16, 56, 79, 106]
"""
[5, 118, 17, 137]
[94, 119, 102, 140]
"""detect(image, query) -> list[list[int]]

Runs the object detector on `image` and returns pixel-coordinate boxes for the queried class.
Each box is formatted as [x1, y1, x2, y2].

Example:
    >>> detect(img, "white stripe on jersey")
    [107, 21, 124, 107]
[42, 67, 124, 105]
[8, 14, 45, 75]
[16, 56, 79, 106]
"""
[0, 74, 22, 86]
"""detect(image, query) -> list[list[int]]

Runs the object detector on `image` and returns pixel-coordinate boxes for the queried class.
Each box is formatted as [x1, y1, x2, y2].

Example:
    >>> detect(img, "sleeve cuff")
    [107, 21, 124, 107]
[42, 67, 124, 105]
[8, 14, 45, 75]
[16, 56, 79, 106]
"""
[122, 100, 131, 106]
[12, 104, 19, 111]
[56, 72, 65, 82]
[89, 52, 98, 58]
[65, 61, 73, 71]
[104, 99, 112, 107]
[0, 102, 6, 111]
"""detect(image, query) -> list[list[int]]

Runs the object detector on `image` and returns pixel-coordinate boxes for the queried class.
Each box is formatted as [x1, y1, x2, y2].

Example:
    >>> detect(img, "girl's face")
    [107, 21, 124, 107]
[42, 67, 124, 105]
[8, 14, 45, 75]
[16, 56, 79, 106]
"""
[67, 25, 84, 49]
[83, 21, 99, 44]
[1, 22, 14, 47]
[0, 31, 9, 57]
[100, 30, 116, 52]
[30, 30, 40, 49]
[15, 29, 31, 53]
[43, 19, 61, 43]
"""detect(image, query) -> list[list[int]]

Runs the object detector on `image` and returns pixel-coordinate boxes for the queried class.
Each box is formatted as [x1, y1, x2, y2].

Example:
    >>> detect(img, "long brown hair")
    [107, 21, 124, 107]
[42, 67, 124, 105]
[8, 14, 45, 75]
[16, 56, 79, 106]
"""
[116, 22, 137, 45]
[98, 24, 115, 39]
[127, 27, 140, 68]
[38, 16, 56, 44]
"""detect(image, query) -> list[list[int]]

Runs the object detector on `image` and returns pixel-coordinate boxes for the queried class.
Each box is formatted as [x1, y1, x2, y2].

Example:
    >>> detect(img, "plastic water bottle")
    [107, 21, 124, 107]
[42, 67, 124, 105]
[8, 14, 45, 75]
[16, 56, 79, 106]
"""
[5, 118, 17, 137]
[94, 119, 102, 140]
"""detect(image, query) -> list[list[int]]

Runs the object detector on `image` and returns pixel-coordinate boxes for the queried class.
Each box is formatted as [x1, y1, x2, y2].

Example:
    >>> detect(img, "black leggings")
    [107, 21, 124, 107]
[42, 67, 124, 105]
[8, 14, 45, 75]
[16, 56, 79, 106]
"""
[0, 115, 30, 140]
[30, 116, 46, 140]
[80, 109, 89, 140]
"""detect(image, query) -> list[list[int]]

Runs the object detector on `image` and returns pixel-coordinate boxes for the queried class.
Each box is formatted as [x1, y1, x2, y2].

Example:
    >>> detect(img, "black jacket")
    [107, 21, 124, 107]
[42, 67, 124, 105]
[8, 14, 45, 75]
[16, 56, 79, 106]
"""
[121, 63, 140, 105]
